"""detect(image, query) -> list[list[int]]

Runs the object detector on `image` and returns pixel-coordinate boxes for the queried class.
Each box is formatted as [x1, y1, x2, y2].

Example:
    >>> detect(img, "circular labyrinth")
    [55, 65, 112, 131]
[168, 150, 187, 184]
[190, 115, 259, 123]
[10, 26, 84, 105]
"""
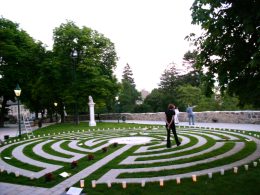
[0, 126, 260, 187]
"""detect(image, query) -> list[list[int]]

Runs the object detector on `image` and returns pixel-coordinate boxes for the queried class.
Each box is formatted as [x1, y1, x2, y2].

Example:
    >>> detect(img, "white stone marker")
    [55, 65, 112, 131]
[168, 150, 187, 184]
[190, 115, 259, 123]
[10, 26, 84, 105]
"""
[92, 180, 96, 188]
[122, 181, 127, 189]
[208, 172, 212, 179]
[15, 171, 20, 177]
[176, 177, 181, 184]
[80, 180, 84, 188]
[159, 178, 164, 187]
[233, 167, 238, 173]
[253, 161, 258, 167]
[244, 164, 249, 170]
[88, 96, 96, 126]
[107, 181, 111, 188]
[192, 175, 197, 182]
[141, 180, 145, 187]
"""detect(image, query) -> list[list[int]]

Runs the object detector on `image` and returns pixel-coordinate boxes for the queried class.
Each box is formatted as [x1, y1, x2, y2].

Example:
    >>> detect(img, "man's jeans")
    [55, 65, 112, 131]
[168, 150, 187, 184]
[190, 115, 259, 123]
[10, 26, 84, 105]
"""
[188, 114, 195, 125]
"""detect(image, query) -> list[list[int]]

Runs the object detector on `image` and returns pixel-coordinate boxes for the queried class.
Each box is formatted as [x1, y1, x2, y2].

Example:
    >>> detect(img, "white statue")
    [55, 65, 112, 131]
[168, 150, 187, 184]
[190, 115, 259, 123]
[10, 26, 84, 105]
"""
[88, 95, 96, 126]
[89, 96, 93, 103]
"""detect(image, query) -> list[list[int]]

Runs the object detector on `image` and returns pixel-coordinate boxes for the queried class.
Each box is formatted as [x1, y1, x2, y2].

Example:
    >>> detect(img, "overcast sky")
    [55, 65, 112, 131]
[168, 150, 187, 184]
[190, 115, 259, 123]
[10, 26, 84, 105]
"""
[1, 0, 201, 92]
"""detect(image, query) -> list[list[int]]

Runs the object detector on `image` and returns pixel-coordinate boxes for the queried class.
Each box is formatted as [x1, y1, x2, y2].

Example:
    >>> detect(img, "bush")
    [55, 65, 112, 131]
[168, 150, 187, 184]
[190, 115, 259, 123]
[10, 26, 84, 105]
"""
[71, 160, 78, 169]
[113, 142, 118, 147]
[45, 172, 54, 182]
[102, 147, 108, 153]
[87, 154, 94, 161]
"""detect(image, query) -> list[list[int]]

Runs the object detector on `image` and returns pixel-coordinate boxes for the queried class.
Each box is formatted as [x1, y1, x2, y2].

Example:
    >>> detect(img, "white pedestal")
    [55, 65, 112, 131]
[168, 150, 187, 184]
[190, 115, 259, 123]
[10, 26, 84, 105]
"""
[88, 102, 96, 126]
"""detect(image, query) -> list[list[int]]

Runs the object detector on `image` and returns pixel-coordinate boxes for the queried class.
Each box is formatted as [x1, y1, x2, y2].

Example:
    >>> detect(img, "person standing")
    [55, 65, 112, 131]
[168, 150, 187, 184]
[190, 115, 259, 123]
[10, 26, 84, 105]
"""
[165, 104, 181, 148]
[174, 106, 180, 124]
[186, 105, 196, 125]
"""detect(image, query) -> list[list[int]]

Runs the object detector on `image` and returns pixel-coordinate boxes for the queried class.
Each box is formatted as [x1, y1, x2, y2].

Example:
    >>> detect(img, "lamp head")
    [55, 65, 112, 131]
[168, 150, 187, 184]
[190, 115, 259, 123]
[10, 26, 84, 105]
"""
[71, 50, 78, 58]
[14, 84, 21, 97]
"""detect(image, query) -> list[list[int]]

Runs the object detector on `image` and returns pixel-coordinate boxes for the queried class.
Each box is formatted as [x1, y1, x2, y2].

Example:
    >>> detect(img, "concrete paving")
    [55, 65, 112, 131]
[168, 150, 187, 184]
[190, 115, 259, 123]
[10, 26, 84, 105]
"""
[0, 123, 52, 141]
[1, 121, 259, 141]
[112, 120, 260, 131]
[0, 121, 259, 195]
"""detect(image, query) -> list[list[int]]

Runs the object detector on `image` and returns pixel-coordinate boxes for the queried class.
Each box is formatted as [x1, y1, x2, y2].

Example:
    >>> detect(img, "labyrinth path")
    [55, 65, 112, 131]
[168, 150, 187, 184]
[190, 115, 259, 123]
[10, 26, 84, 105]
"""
[0, 126, 260, 193]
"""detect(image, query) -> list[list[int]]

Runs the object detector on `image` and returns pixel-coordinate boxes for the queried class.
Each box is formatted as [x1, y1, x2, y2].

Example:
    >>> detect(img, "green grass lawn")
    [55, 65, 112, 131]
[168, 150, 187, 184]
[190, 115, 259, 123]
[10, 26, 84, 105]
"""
[0, 122, 259, 194]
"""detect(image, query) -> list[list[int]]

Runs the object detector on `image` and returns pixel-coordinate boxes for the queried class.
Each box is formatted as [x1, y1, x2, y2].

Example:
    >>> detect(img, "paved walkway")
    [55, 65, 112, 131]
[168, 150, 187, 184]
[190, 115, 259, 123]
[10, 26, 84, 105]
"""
[118, 120, 260, 131]
[0, 123, 53, 141]
[1, 121, 260, 141]
[0, 121, 259, 194]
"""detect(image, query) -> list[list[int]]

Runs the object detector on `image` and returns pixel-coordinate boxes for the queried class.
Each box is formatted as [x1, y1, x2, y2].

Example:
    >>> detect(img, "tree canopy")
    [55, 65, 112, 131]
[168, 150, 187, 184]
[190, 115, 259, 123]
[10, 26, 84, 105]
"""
[189, 0, 260, 107]
[118, 63, 140, 112]
[0, 18, 119, 126]
[0, 17, 45, 126]
[51, 21, 119, 115]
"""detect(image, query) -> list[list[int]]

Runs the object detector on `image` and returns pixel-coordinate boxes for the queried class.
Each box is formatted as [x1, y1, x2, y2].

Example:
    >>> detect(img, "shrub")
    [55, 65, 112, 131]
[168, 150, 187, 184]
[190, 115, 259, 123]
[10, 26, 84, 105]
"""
[102, 147, 108, 153]
[71, 160, 78, 169]
[113, 142, 118, 147]
[87, 154, 94, 161]
[45, 172, 54, 182]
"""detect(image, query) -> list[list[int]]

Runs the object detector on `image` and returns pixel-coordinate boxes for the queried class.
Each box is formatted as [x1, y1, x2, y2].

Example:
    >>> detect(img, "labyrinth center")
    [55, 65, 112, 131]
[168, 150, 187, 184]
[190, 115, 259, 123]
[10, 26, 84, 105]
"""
[0, 126, 260, 187]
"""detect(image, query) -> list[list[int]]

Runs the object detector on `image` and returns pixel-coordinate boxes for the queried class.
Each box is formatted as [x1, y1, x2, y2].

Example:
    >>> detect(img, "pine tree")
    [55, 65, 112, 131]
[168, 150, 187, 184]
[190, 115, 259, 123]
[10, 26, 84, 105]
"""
[122, 63, 135, 86]
[119, 63, 140, 112]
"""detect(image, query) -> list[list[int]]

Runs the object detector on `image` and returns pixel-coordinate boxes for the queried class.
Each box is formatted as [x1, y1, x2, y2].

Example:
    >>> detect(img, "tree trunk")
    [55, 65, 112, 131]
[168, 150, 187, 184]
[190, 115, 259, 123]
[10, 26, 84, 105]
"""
[0, 110, 4, 127]
[0, 98, 7, 128]
[60, 102, 65, 123]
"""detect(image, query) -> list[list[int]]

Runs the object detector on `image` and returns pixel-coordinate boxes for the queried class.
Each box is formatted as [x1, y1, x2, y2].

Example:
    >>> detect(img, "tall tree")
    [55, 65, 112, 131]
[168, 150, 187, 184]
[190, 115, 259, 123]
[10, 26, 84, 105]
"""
[51, 21, 119, 117]
[159, 64, 179, 91]
[119, 63, 140, 112]
[0, 17, 44, 127]
[143, 88, 166, 112]
[122, 63, 135, 86]
[189, 0, 260, 107]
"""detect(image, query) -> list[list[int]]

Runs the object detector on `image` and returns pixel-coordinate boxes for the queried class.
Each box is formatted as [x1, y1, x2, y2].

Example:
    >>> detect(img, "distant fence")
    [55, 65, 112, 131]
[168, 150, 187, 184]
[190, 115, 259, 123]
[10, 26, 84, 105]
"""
[65, 111, 260, 124]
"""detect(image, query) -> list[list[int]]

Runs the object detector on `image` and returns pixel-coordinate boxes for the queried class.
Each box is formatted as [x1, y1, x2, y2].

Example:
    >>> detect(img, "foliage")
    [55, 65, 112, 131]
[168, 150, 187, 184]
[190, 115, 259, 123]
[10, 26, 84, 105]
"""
[189, 0, 260, 107]
[87, 154, 94, 161]
[71, 160, 78, 169]
[143, 52, 242, 112]
[133, 103, 152, 113]
[118, 63, 141, 112]
[0, 17, 45, 126]
[47, 21, 119, 117]
[176, 84, 202, 109]
[142, 88, 166, 112]
[143, 61, 202, 112]
[122, 63, 135, 86]
[0, 18, 120, 126]
[44, 172, 54, 182]
[102, 147, 108, 153]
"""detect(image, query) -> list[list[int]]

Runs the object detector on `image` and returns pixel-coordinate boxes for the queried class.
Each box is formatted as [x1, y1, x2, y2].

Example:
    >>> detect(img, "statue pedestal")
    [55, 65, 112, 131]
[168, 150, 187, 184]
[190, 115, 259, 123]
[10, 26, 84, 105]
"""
[88, 102, 96, 126]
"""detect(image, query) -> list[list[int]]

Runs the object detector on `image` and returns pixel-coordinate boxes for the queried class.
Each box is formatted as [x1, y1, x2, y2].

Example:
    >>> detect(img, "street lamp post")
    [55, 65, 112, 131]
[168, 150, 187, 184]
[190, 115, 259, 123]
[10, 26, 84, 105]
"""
[115, 96, 120, 123]
[14, 84, 22, 137]
[54, 102, 58, 123]
[71, 49, 79, 125]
